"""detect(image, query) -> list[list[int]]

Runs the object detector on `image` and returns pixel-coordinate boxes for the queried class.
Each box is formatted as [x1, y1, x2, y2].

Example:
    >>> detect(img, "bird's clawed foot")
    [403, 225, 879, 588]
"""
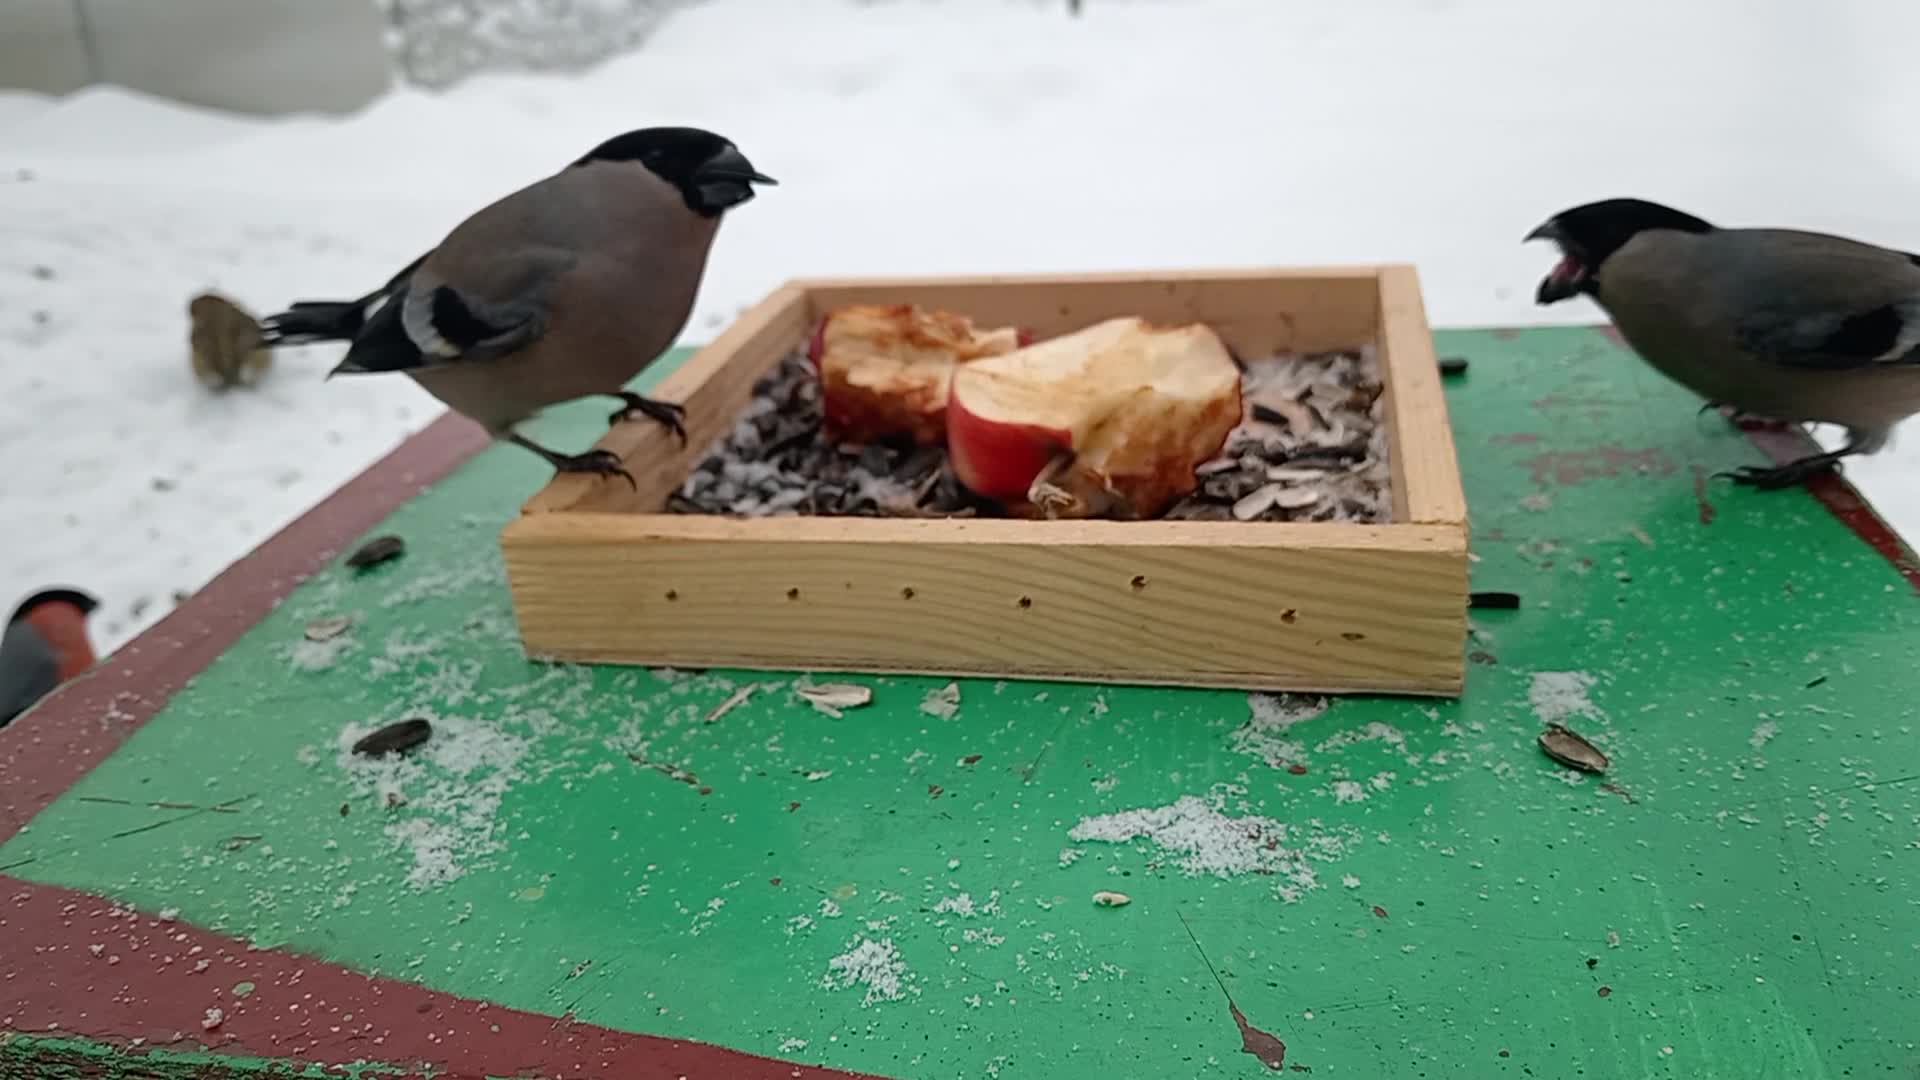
[1715, 452, 1845, 490]
[1697, 401, 1792, 432]
[607, 392, 687, 446]
[507, 434, 637, 490]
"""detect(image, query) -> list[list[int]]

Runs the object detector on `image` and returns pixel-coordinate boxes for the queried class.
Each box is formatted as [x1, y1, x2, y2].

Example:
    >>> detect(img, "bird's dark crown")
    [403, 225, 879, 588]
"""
[1539, 198, 1716, 266]
[10, 587, 99, 624]
[572, 126, 771, 217]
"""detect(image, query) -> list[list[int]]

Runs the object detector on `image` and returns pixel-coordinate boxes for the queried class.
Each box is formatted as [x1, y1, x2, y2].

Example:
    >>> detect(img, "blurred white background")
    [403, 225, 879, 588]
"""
[3, 0, 1917, 650]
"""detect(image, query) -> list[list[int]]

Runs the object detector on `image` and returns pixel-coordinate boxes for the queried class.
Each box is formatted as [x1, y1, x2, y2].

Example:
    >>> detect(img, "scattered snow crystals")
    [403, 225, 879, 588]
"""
[201, 1007, 224, 1031]
[334, 712, 529, 889]
[818, 898, 843, 919]
[1058, 847, 1086, 867]
[157, 907, 179, 923]
[1341, 874, 1361, 889]
[1232, 693, 1326, 767]
[1331, 780, 1369, 803]
[779, 1037, 809, 1053]
[1529, 671, 1602, 725]
[919, 682, 961, 720]
[1750, 720, 1780, 749]
[824, 937, 913, 1006]
[1068, 794, 1357, 900]
[282, 635, 355, 673]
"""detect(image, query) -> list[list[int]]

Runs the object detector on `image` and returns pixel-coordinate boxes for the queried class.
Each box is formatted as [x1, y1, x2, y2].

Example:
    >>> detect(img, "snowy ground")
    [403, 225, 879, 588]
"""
[5, 0, 1919, 653]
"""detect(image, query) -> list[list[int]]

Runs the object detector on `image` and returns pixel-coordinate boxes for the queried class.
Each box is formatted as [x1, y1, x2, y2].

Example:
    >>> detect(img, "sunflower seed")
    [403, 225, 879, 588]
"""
[1273, 488, 1322, 510]
[352, 718, 433, 758]
[1092, 891, 1132, 907]
[1233, 485, 1283, 520]
[345, 535, 405, 570]
[1539, 724, 1609, 773]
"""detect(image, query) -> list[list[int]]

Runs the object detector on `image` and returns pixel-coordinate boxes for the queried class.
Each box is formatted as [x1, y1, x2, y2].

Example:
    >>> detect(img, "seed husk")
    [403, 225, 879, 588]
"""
[352, 718, 433, 758]
[304, 615, 352, 642]
[345, 535, 405, 570]
[1539, 723, 1609, 773]
[796, 682, 873, 718]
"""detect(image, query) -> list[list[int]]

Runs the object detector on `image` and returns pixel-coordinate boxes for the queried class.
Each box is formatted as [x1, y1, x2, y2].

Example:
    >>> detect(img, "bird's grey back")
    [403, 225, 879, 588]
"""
[418, 161, 715, 304]
[0, 621, 60, 726]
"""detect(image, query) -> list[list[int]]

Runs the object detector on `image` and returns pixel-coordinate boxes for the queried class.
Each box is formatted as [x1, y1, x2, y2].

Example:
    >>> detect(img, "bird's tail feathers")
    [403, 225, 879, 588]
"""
[259, 299, 367, 347]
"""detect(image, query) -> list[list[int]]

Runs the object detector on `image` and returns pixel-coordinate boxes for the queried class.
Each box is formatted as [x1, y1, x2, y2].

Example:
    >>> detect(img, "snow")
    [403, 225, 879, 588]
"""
[1528, 671, 1603, 726]
[1069, 793, 1359, 899]
[8, 0, 1920, 651]
[823, 936, 911, 1006]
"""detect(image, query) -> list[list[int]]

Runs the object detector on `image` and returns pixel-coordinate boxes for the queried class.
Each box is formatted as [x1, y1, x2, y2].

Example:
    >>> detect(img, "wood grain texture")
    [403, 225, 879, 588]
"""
[508, 267, 1470, 694]
[796, 268, 1379, 357]
[1377, 265, 1468, 527]
[521, 284, 812, 515]
[503, 514, 1467, 694]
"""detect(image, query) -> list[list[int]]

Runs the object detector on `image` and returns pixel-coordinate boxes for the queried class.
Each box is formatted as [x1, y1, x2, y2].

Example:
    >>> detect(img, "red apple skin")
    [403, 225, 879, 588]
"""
[946, 390, 1072, 500]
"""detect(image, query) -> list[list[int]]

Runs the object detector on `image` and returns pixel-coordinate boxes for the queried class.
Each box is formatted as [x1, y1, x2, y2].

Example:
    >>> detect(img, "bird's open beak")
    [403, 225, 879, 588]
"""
[1523, 220, 1587, 304]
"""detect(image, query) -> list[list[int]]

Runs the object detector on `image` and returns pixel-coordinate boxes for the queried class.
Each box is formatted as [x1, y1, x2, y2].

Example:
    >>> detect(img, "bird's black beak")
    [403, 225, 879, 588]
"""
[693, 146, 776, 213]
[1523, 220, 1587, 305]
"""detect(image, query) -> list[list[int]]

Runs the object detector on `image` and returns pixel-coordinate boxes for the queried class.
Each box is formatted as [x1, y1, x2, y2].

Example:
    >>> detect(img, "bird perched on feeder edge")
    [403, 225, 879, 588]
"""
[1526, 197, 1920, 488]
[259, 126, 776, 486]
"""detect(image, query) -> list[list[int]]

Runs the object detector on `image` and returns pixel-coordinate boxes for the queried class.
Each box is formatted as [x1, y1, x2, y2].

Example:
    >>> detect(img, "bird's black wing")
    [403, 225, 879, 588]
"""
[331, 256, 561, 375]
[1718, 231, 1920, 370]
[1735, 302, 1920, 371]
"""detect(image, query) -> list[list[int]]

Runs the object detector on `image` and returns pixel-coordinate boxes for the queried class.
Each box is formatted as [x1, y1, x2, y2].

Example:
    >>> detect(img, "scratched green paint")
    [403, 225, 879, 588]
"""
[4, 330, 1918, 1079]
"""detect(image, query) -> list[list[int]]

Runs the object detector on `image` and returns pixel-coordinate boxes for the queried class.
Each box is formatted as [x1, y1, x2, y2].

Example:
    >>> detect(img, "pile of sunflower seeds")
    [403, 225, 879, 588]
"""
[1162, 349, 1392, 524]
[665, 352, 980, 518]
[665, 346, 1391, 524]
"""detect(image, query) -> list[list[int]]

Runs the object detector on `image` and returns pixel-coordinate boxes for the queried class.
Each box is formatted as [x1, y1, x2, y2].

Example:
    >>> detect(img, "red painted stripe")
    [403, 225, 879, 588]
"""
[1740, 424, 1920, 593]
[0, 875, 879, 1080]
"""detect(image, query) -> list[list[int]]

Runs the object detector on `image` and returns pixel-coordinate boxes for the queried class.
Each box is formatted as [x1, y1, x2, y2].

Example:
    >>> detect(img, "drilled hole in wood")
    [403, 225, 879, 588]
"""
[665, 590, 679, 602]
[1017, 595, 1033, 609]
[786, 587, 800, 600]
[1130, 575, 1148, 591]
[901, 587, 916, 600]
[1280, 608, 1297, 623]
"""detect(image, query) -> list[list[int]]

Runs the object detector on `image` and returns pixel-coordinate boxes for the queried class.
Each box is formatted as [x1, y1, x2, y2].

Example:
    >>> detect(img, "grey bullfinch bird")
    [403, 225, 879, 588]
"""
[1526, 197, 1920, 488]
[259, 126, 775, 484]
[1, 587, 98, 728]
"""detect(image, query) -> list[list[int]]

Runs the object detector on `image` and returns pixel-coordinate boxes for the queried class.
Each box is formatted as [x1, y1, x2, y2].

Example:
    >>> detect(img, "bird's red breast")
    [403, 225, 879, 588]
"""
[23, 601, 95, 681]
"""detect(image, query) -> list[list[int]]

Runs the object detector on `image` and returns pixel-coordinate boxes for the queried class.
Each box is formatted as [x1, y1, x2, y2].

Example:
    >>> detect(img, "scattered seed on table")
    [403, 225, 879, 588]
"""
[304, 615, 352, 642]
[1092, 891, 1132, 908]
[352, 718, 433, 757]
[1468, 591, 1521, 610]
[1538, 723, 1609, 773]
[345, 535, 406, 570]
[1438, 356, 1470, 376]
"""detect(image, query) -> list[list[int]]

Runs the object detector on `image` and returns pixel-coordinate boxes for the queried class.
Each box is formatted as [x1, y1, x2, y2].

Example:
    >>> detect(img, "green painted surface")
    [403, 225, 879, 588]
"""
[5, 329, 1919, 1079]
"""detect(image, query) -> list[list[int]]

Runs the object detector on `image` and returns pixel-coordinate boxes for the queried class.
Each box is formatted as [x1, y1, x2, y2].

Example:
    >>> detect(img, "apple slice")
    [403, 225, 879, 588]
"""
[808, 304, 1031, 446]
[947, 317, 1244, 519]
